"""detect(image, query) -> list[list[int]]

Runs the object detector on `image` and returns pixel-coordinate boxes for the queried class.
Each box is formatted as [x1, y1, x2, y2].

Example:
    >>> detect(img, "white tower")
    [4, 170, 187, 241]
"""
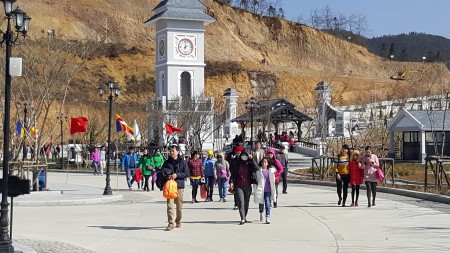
[145, 0, 215, 100]
[223, 88, 239, 141]
[145, 0, 215, 149]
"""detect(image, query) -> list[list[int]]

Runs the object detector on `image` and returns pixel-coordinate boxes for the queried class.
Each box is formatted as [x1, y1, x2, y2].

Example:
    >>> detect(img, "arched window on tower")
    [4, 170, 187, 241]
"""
[180, 71, 192, 98]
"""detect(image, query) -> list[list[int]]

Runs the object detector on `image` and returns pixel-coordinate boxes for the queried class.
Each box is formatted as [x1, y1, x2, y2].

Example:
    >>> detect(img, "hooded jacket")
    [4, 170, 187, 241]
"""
[267, 148, 284, 184]
[161, 155, 189, 189]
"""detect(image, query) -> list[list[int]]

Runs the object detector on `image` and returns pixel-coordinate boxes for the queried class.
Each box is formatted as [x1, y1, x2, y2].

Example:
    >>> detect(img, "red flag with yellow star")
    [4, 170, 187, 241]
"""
[70, 117, 88, 135]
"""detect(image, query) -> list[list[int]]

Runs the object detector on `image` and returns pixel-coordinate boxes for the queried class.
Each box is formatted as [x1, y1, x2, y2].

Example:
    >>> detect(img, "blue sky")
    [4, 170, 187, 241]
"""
[283, 0, 450, 39]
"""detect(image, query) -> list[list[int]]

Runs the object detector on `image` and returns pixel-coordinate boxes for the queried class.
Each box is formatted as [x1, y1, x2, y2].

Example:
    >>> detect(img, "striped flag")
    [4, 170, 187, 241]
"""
[116, 114, 134, 138]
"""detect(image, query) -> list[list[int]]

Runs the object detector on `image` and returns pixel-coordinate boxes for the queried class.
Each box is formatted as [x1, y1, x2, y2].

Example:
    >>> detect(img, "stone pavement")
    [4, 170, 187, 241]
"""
[8, 172, 450, 253]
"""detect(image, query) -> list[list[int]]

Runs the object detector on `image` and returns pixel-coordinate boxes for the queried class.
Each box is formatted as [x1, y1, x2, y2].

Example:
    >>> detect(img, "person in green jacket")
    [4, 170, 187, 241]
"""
[150, 148, 165, 191]
[138, 149, 152, 192]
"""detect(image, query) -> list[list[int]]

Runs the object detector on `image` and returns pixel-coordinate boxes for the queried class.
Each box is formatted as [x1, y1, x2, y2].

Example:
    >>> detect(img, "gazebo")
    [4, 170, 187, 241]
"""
[232, 98, 313, 142]
[388, 109, 450, 162]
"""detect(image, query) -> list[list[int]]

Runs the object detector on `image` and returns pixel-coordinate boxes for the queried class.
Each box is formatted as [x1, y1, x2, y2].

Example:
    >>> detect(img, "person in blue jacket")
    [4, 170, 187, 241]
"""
[203, 150, 217, 202]
[162, 145, 189, 231]
[121, 147, 139, 190]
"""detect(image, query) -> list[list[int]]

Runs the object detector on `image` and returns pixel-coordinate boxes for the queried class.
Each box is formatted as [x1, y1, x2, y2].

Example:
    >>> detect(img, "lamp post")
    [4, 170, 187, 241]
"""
[390, 54, 394, 61]
[56, 114, 67, 169]
[0, 1, 30, 251]
[422, 56, 426, 63]
[244, 97, 260, 151]
[99, 80, 120, 195]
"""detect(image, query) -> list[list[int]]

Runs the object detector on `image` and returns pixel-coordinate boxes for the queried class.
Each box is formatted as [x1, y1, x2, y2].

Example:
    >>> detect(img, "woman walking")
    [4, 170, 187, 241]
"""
[137, 149, 152, 192]
[230, 151, 258, 225]
[348, 150, 363, 206]
[266, 148, 283, 208]
[188, 151, 204, 203]
[214, 154, 230, 202]
[254, 158, 276, 224]
[150, 148, 165, 191]
[334, 144, 350, 207]
[362, 146, 380, 207]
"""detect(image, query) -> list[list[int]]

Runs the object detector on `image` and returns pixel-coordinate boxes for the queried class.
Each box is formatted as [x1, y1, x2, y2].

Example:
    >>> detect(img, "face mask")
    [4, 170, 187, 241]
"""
[241, 155, 248, 161]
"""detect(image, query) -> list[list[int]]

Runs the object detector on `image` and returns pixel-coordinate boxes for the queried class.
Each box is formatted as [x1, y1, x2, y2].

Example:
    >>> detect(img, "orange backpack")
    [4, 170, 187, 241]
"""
[163, 179, 178, 199]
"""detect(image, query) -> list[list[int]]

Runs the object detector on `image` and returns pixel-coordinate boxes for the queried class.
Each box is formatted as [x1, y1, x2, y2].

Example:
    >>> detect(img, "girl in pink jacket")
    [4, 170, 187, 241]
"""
[267, 148, 283, 208]
[361, 146, 380, 207]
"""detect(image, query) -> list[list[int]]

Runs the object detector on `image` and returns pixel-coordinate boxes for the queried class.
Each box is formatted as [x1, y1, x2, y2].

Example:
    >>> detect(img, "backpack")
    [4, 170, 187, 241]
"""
[163, 179, 178, 199]
[156, 165, 174, 191]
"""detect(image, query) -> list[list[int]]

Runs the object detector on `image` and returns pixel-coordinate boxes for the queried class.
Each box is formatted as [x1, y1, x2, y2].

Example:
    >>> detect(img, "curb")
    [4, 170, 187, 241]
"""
[13, 194, 123, 207]
[288, 179, 450, 205]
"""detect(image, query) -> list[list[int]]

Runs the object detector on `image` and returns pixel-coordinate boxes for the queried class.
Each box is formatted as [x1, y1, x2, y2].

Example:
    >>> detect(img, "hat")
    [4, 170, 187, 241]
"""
[207, 150, 214, 156]
[235, 146, 244, 153]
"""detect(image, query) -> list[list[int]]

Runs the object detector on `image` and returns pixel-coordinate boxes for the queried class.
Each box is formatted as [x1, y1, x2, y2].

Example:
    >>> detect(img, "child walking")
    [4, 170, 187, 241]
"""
[254, 158, 276, 224]
[348, 150, 363, 206]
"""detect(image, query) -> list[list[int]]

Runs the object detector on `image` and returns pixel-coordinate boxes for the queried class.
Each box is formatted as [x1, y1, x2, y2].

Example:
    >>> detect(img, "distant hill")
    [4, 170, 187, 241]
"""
[367, 32, 450, 63]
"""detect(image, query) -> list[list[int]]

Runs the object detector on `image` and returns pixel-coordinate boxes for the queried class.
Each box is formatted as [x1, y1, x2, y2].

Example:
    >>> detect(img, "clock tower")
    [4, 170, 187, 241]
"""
[145, 0, 215, 100]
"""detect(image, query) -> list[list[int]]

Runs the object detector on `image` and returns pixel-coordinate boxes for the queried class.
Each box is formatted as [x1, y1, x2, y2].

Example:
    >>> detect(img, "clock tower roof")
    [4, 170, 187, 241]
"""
[145, 0, 215, 26]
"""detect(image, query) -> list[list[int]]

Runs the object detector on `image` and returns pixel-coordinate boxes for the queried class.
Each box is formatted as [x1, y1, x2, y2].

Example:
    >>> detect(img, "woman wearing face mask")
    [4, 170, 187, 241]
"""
[361, 146, 380, 207]
[230, 151, 258, 225]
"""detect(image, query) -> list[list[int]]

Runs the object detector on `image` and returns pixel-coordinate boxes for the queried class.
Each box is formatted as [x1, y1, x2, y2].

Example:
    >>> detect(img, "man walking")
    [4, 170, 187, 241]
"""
[163, 145, 189, 231]
[121, 147, 139, 190]
[276, 145, 289, 194]
[252, 141, 265, 165]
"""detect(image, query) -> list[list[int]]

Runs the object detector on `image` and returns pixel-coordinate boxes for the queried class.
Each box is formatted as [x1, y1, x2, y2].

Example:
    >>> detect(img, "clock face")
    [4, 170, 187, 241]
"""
[159, 39, 165, 57]
[177, 38, 194, 55]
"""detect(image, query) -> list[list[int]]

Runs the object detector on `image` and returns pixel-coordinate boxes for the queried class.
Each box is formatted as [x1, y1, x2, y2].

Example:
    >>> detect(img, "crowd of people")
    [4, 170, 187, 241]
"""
[104, 140, 383, 231]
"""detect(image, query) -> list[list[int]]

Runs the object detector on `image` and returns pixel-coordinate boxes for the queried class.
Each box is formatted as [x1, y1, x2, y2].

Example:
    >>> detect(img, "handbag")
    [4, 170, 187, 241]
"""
[200, 184, 207, 199]
[163, 179, 178, 199]
[376, 168, 385, 180]
[228, 185, 235, 194]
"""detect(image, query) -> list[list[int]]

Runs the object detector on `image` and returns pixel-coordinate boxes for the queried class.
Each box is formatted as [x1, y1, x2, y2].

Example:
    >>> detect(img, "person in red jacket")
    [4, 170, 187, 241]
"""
[348, 150, 364, 207]
[134, 168, 144, 189]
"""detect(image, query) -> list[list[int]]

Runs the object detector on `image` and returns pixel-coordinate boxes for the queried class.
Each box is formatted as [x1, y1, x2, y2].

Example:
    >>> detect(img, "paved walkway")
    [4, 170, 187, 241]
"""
[8, 172, 450, 253]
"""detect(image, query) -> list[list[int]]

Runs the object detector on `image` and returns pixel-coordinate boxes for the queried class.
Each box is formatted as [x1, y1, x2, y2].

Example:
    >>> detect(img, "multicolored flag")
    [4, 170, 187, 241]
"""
[16, 120, 24, 139]
[116, 114, 134, 136]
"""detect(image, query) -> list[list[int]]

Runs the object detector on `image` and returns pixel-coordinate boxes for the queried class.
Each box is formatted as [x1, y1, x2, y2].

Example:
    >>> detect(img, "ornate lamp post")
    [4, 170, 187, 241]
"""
[0, 0, 31, 251]
[99, 80, 120, 195]
[244, 97, 260, 151]
[56, 114, 67, 169]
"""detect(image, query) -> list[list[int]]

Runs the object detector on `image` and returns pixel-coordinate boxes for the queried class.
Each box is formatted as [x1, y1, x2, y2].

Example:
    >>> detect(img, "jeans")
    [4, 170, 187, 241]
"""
[259, 192, 271, 216]
[167, 189, 184, 225]
[217, 177, 228, 199]
[92, 162, 100, 175]
[205, 176, 215, 200]
[281, 168, 288, 192]
[126, 168, 136, 188]
[235, 185, 252, 220]
[336, 174, 350, 205]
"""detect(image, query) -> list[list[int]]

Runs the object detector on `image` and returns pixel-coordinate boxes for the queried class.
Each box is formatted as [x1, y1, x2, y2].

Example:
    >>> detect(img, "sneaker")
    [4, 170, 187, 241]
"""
[282, 191, 287, 194]
[165, 224, 174, 231]
[233, 206, 238, 210]
[192, 199, 195, 204]
[355, 202, 359, 206]
[239, 220, 245, 225]
[205, 199, 210, 202]
[129, 187, 132, 191]
[244, 219, 251, 223]
[350, 203, 355, 207]
[223, 198, 226, 202]
[194, 199, 199, 203]
[273, 202, 277, 208]
[260, 213, 263, 222]
[265, 216, 271, 224]
[176, 223, 181, 228]
[219, 198, 223, 202]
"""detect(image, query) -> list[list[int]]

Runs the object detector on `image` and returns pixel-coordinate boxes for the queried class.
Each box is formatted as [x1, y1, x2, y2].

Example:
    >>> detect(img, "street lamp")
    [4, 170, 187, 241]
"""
[422, 56, 426, 63]
[390, 55, 394, 61]
[99, 80, 120, 195]
[56, 114, 67, 169]
[0, 1, 31, 251]
[244, 97, 260, 151]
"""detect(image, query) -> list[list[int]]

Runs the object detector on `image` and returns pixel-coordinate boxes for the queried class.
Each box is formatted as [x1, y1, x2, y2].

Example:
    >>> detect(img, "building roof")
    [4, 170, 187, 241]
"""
[223, 88, 238, 97]
[232, 98, 312, 123]
[388, 109, 450, 131]
[145, 0, 215, 25]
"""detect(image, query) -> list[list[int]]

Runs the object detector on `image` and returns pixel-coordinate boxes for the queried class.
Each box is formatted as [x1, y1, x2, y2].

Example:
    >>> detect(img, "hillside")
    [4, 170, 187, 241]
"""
[368, 32, 450, 63]
[18, 0, 450, 118]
